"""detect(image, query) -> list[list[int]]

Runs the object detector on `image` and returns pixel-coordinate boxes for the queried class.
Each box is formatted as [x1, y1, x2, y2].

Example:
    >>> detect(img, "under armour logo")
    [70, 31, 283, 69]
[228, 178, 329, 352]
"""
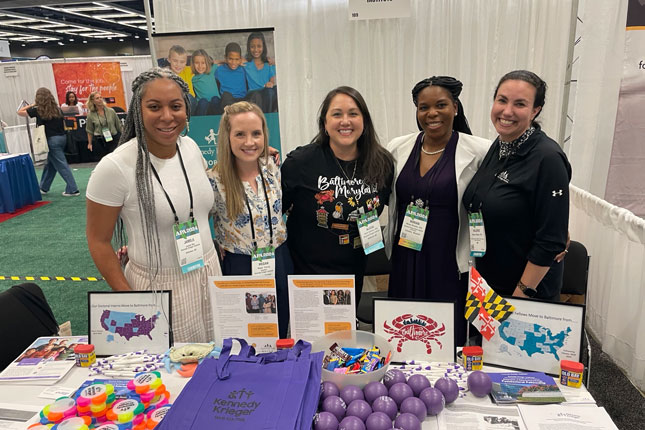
[552, 190, 563, 197]
[497, 171, 509, 183]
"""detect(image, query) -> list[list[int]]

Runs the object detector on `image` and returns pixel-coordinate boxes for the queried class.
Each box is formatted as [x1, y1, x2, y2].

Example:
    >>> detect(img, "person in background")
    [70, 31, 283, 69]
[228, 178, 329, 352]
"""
[18, 87, 80, 196]
[463, 70, 571, 301]
[281, 86, 394, 305]
[386, 76, 490, 346]
[61, 91, 85, 115]
[191, 48, 222, 116]
[215, 42, 262, 109]
[244, 32, 277, 112]
[86, 68, 222, 343]
[86, 91, 122, 158]
[167, 45, 195, 99]
[208, 101, 292, 338]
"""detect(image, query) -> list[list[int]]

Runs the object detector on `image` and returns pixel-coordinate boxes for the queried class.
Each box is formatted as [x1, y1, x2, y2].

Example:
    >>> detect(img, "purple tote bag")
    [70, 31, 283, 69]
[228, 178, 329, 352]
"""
[157, 338, 322, 430]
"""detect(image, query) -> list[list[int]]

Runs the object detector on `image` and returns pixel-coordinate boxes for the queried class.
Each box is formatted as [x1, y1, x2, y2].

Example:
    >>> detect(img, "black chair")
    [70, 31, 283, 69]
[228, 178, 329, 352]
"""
[561, 240, 590, 298]
[0, 283, 59, 371]
[560, 240, 592, 387]
[357, 248, 391, 324]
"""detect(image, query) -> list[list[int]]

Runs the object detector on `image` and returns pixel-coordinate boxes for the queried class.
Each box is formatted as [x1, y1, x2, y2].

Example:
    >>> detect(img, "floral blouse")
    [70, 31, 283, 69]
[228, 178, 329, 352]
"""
[208, 157, 287, 255]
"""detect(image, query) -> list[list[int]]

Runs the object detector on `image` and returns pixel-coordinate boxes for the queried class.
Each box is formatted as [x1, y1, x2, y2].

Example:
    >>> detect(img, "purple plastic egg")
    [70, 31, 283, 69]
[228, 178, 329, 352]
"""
[314, 411, 340, 430]
[341, 384, 365, 405]
[339, 415, 367, 430]
[388, 382, 413, 407]
[322, 395, 347, 421]
[371, 396, 398, 420]
[394, 412, 421, 430]
[383, 369, 406, 389]
[434, 377, 459, 404]
[347, 399, 373, 422]
[467, 371, 492, 397]
[399, 397, 427, 422]
[406, 374, 431, 397]
[322, 381, 340, 400]
[365, 411, 393, 430]
[418, 387, 445, 416]
[363, 381, 389, 405]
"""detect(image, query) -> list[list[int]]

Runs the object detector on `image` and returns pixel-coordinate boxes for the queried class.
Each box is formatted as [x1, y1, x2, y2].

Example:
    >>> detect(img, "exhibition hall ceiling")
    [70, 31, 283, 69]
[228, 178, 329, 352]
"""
[0, 0, 152, 47]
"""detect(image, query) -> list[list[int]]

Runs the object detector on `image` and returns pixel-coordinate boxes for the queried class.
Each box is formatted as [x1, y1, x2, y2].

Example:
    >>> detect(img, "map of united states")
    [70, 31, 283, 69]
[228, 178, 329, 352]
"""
[498, 318, 571, 360]
[100, 310, 160, 341]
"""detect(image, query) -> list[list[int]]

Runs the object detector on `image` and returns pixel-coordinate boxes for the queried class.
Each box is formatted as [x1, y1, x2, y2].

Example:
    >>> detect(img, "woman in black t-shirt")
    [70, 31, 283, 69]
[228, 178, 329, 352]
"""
[18, 87, 80, 196]
[281, 86, 394, 303]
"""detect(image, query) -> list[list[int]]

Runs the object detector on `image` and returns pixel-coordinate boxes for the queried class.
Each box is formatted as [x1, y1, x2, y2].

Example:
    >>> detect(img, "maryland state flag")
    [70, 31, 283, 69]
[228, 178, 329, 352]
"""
[465, 267, 515, 340]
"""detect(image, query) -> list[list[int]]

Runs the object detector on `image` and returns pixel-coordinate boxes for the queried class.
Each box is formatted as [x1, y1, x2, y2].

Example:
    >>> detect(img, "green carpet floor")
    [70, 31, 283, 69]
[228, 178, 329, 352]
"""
[0, 165, 110, 335]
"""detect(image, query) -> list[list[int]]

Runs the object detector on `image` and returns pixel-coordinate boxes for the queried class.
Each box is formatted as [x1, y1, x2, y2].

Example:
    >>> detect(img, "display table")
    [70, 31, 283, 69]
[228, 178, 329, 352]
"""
[0, 359, 616, 430]
[0, 153, 42, 214]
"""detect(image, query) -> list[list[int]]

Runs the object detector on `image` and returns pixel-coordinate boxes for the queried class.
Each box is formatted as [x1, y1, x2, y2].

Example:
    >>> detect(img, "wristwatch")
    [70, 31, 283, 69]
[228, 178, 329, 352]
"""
[517, 280, 538, 298]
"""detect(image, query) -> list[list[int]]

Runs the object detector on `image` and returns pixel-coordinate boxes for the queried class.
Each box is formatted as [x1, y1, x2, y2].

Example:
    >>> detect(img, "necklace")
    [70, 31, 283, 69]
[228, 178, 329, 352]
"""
[334, 157, 357, 181]
[421, 145, 445, 156]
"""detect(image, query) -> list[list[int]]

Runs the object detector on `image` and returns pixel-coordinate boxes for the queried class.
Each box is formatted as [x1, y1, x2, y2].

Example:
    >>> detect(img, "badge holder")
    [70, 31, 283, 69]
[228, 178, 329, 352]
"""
[102, 127, 113, 142]
[468, 210, 486, 257]
[173, 219, 205, 274]
[398, 203, 429, 251]
[357, 209, 384, 255]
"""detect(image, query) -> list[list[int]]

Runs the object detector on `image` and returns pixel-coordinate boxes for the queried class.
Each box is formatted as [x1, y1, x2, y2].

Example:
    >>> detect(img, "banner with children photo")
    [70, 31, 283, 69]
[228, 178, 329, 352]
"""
[151, 28, 281, 168]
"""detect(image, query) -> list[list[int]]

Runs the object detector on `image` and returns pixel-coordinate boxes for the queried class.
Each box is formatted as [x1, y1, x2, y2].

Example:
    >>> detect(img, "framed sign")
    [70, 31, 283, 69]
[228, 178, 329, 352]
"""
[482, 297, 585, 375]
[151, 28, 281, 169]
[88, 291, 172, 357]
[373, 298, 456, 363]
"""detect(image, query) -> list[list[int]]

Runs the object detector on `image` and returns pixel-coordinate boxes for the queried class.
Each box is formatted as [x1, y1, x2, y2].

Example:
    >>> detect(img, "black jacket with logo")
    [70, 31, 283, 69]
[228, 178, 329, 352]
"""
[462, 127, 572, 299]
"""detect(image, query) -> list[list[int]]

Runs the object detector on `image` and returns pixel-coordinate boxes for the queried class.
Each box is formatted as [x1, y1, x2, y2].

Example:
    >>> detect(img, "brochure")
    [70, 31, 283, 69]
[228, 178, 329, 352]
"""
[488, 372, 566, 404]
[0, 336, 88, 385]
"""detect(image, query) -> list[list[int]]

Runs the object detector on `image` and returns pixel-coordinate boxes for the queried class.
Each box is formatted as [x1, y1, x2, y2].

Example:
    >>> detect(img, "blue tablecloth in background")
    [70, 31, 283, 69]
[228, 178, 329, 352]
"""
[0, 154, 42, 214]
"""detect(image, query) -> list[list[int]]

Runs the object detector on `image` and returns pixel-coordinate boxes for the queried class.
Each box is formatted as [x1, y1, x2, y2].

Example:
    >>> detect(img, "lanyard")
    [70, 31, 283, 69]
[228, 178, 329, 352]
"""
[464, 138, 513, 213]
[244, 167, 274, 249]
[97, 110, 109, 130]
[150, 144, 194, 223]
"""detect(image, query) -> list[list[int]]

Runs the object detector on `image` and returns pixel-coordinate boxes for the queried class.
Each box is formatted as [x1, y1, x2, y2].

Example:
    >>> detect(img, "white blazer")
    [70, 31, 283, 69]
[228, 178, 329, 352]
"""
[385, 132, 491, 273]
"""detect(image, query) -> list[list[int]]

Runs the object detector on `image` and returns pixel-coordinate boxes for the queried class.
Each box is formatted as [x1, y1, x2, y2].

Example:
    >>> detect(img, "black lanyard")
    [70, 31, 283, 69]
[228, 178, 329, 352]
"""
[465, 138, 513, 213]
[244, 167, 274, 249]
[150, 144, 194, 224]
[97, 110, 108, 130]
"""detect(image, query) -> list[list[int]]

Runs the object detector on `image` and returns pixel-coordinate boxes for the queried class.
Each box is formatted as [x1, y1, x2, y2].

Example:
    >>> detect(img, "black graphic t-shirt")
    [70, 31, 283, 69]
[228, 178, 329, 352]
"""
[281, 143, 392, 287]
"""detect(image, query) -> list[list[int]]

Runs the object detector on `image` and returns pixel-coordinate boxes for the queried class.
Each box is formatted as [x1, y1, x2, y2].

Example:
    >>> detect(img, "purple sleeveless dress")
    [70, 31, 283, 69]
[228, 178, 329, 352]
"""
[388, 131, 468, 345]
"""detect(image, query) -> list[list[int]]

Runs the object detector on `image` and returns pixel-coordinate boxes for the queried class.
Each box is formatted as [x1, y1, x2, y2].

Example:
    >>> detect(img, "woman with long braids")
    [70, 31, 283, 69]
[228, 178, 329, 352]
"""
[86, 67, 222, 343]
[18, 88, 80, 196]
[385, 77, 490, 345]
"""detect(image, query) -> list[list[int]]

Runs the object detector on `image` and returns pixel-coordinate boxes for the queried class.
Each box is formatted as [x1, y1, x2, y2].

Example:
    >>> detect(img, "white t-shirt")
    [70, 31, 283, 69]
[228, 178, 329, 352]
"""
[61, 101, 86, 115]
[87, 136, 215, 268]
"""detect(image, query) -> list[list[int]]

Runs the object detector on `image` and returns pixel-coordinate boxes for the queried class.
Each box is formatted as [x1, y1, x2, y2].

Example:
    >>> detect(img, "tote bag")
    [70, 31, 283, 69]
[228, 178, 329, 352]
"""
[157, 338, 322, 430]
[32, 125, 49, 156]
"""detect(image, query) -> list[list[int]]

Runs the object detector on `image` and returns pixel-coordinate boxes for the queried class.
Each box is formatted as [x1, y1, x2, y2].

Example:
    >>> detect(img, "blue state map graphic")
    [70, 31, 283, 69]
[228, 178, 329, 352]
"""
[498, 319, 571, 360]
[100, 310, 160, 341]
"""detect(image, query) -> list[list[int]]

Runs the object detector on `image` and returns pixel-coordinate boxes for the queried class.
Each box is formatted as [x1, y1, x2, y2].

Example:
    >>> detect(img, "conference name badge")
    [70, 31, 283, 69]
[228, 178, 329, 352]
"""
[172, 219, 205, 274]
[398, 204, 429, 251]
[357, 209, 384, 255]
[252, 246, 276, 278]
[468, 211, 486, 257]
[102, 127, 113, 142]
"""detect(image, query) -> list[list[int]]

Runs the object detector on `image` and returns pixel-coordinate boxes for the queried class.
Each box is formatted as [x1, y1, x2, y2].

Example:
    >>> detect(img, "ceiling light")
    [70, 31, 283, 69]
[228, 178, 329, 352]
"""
[119, 38, 123, 41]
[69, 38, 74, 41]
[134, 35, 139, 39]
[145, 37, 149, 41]
[58, 41, 64, 45]
[21, 43, 25, 46]
[83, 40, 87, 43]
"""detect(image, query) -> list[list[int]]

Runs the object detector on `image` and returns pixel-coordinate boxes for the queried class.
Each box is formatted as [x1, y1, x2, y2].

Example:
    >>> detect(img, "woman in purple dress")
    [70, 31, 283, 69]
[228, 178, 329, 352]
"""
[385, 77, 490, 345]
